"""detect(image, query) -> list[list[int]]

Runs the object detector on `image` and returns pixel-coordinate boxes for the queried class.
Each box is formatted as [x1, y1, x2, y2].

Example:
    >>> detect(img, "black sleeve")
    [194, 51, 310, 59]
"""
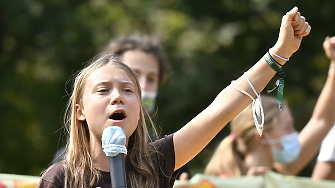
[38, 163, 65, 188]
[150, 134, 180, 187]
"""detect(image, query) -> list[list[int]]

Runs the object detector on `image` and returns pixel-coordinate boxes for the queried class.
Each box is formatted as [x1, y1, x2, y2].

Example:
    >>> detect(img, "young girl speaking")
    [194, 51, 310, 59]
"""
[38, 7, 310, 188]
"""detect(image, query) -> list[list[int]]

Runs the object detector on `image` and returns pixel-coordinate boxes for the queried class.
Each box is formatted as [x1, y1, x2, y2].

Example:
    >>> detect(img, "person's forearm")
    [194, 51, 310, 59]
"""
[310, 63, 335, 123]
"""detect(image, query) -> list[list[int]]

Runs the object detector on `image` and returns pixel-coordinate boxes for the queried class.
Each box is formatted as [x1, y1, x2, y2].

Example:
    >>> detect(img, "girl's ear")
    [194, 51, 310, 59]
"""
[76, 104, 86, 121]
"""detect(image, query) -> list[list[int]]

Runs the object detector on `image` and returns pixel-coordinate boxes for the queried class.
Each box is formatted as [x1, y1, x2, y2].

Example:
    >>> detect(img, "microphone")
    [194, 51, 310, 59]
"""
[102, 126, 127, 188]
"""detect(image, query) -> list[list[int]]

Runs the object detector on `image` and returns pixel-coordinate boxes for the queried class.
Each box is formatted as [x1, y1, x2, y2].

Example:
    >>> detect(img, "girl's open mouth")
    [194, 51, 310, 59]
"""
[109, 111, 126, 121]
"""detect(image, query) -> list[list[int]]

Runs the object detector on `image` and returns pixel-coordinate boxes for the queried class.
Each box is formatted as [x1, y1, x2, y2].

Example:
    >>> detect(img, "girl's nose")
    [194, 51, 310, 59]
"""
[111, 90, 124, 105]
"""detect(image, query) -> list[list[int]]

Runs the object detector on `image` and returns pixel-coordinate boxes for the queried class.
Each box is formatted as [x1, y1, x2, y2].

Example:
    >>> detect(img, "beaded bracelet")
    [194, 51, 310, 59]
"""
[264, 52, 285, 111]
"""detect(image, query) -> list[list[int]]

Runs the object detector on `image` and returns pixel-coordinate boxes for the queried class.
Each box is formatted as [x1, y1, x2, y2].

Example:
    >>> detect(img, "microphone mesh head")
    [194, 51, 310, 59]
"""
[102, 126, 127, 157]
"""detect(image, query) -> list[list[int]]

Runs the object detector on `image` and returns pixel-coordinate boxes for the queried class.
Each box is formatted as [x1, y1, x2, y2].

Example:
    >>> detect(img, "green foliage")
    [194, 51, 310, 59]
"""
[0, 0, 334, 178]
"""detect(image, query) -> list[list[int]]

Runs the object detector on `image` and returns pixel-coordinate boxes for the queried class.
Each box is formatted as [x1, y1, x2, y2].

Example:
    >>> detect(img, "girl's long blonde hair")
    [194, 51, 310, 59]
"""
[61, 53, 158, 187]
[205, 95, 286, 177]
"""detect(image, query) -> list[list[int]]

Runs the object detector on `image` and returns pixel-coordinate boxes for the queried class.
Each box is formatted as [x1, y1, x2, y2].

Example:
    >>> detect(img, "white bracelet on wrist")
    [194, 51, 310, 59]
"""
[269, 48, 290, 61]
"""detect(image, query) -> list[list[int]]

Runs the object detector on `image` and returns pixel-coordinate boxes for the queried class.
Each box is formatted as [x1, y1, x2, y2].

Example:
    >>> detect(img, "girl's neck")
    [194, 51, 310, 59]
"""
[90, 138, 110, 172]
[243, 143, 273, 173]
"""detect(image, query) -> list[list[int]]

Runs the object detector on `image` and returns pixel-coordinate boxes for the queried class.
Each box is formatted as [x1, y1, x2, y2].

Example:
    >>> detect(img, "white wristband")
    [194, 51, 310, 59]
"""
[269, 48, 289, 61]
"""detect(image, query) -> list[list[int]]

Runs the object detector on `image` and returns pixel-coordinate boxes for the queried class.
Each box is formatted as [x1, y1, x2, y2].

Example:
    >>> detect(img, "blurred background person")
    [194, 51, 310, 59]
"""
[102, 34, 167, 117]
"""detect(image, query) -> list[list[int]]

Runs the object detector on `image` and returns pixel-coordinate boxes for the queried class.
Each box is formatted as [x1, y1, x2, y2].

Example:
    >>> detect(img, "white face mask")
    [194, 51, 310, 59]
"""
[266, 131, 301, 164]
[141, 90, 157, 114]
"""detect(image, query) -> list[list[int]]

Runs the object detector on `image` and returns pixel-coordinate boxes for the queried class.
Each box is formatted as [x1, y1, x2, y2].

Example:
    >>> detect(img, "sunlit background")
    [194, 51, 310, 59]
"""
[0, 0, 334, 177]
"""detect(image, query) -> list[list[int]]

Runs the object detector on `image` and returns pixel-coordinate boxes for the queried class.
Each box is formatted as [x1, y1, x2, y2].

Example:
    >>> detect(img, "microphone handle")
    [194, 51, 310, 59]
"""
[108, 154, 127, 188]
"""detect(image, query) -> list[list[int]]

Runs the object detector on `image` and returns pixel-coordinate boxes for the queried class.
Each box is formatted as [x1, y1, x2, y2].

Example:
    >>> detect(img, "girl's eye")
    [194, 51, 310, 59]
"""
[123, 88, 134, 93]
[147, 76, 158, 85]
[97, 88, 109, 93]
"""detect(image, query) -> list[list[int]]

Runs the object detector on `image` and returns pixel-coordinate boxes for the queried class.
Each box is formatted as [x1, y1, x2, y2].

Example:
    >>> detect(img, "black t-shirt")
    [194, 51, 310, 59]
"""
[38, 134, 179, 188]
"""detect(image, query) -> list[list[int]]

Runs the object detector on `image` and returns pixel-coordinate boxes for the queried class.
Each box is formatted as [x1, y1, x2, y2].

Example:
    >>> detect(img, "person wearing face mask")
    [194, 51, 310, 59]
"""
[204, 61, 335, 178]
[265, 131, 301, 164]
[102, 34, 165, 115]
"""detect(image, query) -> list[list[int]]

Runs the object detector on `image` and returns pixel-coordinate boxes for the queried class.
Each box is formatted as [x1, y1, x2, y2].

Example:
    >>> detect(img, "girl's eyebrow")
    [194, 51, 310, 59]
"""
[120, 80, 136, 87]
[136, 69, 159, 76]
[92, 80, 135, 87]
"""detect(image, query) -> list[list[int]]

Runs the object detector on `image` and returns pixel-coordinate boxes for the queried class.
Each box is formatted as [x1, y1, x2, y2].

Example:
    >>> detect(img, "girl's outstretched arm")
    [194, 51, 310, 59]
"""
[173, 7, 311, 171]
[274, 36, 335, 175]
